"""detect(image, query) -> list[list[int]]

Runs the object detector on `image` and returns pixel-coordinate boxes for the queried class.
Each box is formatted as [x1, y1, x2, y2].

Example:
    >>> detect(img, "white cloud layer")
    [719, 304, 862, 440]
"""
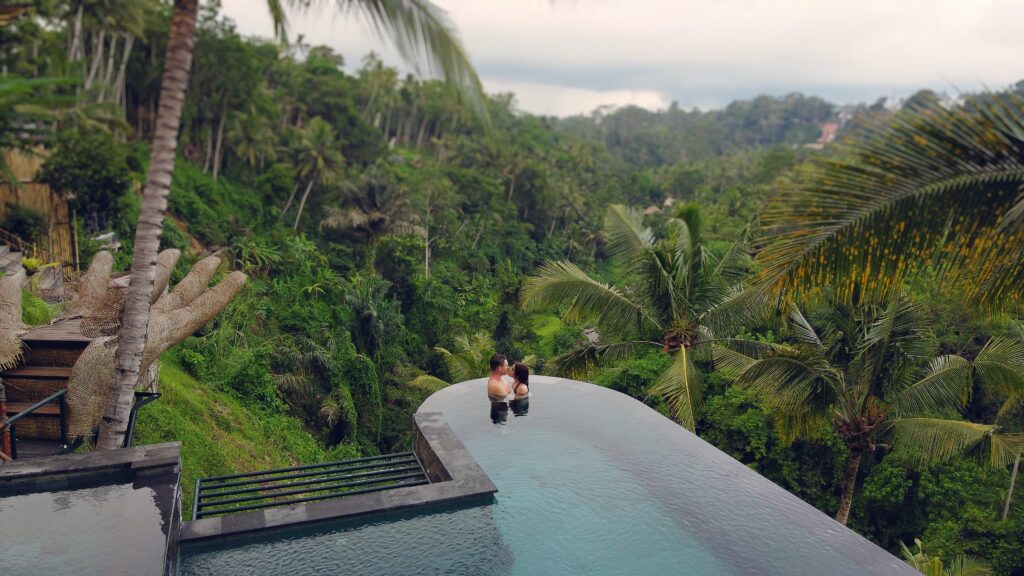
[220, 0, 1024, 116]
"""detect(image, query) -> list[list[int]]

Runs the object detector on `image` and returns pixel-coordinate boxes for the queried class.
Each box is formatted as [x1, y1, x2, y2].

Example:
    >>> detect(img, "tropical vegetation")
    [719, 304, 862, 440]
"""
[3, 2, 1024, 572]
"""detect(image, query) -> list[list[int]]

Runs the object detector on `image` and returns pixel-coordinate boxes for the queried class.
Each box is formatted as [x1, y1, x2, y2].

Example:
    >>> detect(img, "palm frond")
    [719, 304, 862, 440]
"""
[648, 347, 702, 430]
[522, 261, 662, 337]
[889, 418, 1022, 469]
[887, 355, 973, 417]
[788, 305, 823, 347]
[603, 204, 655, 268]
[753, 92, 1024, 312]
[700, 285, 784, 339]
[712, 344, 758, 380]
[547, 341, 651, 380]
[974, 335, 1024, 398]
[730, 347, 840, 439]
[408, 374, 450, 393]
[294, 0, 484, 115]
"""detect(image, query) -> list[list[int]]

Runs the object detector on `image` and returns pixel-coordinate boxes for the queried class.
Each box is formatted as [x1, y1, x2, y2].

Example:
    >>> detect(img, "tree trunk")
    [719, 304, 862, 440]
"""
[1004, 451, 1021, 521]
[424, 233, 431, 279]
[102, 34, 119, 100]
[85, 29, 106, 90]
[280, 183, 299, 218]
[113, 34, 135, 110]
[835, 450, 863, 525]
[292, 179, 315, 230]
[212, 103, 227, 181]
[203, 124, 213, 173]
[69, 2, 84, 61]
[416, 118, 428, 149]
[97, 0, 199, 451]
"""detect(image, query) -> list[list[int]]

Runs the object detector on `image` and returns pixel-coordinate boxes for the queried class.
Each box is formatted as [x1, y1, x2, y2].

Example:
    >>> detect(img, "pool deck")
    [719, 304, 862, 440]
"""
[178, 412, 497, 543]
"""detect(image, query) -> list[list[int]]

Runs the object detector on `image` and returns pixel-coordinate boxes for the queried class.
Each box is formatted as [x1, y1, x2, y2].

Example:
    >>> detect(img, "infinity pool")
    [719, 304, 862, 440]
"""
[180, 377, 916, 575]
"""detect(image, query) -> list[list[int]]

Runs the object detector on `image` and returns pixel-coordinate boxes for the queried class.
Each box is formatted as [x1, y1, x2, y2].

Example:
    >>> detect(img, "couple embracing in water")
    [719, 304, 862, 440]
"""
[487, 354, 529, 423]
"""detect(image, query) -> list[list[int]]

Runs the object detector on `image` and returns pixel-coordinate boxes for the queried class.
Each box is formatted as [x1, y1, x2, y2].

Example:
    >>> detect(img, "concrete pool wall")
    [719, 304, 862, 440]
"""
[178, 412, 496, 543]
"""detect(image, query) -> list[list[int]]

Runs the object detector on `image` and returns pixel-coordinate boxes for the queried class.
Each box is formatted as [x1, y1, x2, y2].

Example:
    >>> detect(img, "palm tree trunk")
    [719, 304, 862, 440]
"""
[416, 118, 428, 149]
[293, 179, 315, 230]
[97, 0, 199, 451]
[280, 183, 299, 218]
[85, 30, 105, 89]
[835, 450, 863, 525]
[69, 2, 84, 61]
[102, 34, 119, 101]
[1004, 451, 1021, 521]
[212, 103, 227, 181]
[113, 34, 134, 109]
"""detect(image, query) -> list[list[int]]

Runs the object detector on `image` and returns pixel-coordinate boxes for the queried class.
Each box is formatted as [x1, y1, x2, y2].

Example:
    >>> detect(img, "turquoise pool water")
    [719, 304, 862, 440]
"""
[180, 377, 916, 575]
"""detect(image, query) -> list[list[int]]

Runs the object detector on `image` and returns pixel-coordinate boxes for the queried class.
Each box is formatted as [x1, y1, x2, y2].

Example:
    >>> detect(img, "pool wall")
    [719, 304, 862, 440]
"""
[178, 412, 496, 543]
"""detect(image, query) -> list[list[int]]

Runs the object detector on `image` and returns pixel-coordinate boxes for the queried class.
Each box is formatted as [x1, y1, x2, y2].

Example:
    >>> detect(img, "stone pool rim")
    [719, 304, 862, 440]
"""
[178, 412, 497, 543]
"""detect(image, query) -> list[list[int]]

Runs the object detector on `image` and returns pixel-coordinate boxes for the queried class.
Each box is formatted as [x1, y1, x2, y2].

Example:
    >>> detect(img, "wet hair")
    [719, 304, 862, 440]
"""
[489, 354, 508, 371]
[513, 363, 529, 387]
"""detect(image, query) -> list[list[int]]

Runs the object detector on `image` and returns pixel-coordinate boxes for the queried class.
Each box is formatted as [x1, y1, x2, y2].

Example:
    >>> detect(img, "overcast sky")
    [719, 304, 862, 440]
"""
[220, 0, 1024, 117]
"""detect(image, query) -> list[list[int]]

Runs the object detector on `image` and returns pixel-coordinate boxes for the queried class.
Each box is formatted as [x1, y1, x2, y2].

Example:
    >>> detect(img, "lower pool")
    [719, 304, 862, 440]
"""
[180, 377, 916, 575]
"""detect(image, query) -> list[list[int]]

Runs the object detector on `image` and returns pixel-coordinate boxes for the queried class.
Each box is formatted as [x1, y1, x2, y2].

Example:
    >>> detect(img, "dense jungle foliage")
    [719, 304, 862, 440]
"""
[4, 2, 1023, 571]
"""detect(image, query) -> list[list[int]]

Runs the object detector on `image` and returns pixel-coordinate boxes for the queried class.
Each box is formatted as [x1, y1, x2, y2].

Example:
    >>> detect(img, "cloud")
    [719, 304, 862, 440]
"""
[220, 0, 1024, 116]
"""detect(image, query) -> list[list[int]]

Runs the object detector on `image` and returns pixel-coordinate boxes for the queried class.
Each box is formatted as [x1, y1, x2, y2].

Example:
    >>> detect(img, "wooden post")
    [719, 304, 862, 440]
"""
[0, 381, 10, 459]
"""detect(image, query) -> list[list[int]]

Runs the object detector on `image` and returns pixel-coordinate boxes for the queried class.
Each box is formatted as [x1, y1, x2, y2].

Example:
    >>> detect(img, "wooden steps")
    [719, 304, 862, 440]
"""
[2, 319, 90, 444]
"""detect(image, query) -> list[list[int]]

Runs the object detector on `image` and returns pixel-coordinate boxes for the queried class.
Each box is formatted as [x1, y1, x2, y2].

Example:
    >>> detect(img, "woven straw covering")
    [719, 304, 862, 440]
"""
[60, 251, 245, 440]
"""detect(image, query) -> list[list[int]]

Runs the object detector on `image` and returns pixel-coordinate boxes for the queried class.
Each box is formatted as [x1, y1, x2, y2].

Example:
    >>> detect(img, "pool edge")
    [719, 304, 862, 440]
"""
[178, 412, 497, 543]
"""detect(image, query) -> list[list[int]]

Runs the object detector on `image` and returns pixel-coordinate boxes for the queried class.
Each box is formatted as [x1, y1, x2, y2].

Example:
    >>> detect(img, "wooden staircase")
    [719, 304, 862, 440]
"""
[2, 319, 92, 459]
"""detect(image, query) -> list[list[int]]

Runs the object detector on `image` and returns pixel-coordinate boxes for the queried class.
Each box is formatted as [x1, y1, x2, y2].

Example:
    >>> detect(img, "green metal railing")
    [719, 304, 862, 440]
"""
[193, 452, 430, 519]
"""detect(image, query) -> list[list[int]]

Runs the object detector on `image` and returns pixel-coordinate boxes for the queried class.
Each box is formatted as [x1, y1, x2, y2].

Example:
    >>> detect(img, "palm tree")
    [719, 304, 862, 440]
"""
[99, 0, 485, 449]
[409, 332, 534, 392]
[900, 539, 992, 576]
[715, 297, 1024, 524]
[751, 92, 1024, 314]
[227, 107, 277, 169]
[285, 117, 345, 230]
[319, 162, 415, 241]
[521, 204, 748, 429]
[974, 328, 1024, 520]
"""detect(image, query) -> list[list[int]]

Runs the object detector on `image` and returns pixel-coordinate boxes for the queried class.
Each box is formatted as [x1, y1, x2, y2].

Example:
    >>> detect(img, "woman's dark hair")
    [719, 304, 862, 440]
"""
[489, 354, 507, 370]
[513, 363, 529, 387]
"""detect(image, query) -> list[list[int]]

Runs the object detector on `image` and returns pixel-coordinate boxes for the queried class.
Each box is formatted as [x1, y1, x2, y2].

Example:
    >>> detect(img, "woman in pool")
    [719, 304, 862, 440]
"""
[510, 362, 530, 416]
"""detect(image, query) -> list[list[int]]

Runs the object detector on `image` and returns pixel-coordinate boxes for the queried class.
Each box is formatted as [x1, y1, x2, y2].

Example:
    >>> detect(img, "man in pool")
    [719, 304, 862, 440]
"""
[487, 353, 512, 404]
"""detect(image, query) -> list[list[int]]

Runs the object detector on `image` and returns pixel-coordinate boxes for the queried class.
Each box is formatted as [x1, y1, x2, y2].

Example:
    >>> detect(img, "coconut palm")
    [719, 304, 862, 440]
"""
[521, 204, 749, 429]
[100, 0, 485, 449]
[751, 91, 1024, 314]
[284, 117, 345, 230]
[973, 327, 1024, 520]
[900, 539, 992, 576]
[227, 107, 277, 169]
[715, 297, 1024, 525]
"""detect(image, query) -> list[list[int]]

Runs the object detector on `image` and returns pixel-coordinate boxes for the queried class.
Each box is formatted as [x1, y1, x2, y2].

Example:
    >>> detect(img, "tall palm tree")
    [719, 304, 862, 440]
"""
[286, 117, 345, 230]
[751, 92, 1024, 314]
[715, 297, 1024, 525]
[99, 0, 485, 449]
[521, 204, 748, 429]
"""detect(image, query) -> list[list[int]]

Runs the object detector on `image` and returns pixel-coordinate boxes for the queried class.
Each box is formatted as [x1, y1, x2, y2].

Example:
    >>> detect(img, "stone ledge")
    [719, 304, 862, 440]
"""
[179, 414, 496, 543]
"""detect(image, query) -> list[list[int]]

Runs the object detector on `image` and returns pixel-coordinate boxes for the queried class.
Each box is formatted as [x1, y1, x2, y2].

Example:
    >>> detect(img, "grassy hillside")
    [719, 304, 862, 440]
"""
[133, 352, 342, 519]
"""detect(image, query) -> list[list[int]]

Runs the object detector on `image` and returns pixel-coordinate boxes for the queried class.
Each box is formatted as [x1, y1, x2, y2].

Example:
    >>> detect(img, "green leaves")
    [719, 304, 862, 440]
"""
[889, 418, 1023, 469]
[521, 260, 662, 338]
[282, 0, 485, 117]
[753, 92, 1024, 312]
[648, 346, 702, 430]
